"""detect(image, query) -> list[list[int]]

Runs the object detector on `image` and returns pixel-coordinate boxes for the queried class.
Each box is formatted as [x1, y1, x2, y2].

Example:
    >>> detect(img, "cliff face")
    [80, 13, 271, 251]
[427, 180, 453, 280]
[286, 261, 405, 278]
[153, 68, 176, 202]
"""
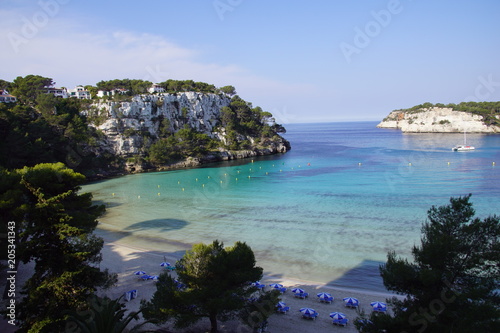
[82, 92, 290, 168]
[377, 107, 500, 133]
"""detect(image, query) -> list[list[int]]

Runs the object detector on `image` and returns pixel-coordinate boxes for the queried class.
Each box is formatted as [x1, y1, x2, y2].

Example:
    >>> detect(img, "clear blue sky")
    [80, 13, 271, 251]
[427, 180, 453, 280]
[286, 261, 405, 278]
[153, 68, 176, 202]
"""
[1, 0, 499, 123]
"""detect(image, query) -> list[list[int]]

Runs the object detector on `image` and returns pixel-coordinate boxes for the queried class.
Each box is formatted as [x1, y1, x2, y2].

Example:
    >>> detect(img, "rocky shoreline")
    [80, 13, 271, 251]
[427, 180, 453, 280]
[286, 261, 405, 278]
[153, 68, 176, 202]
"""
[377, 107, 500, 133]
[86, 141, 290, 181]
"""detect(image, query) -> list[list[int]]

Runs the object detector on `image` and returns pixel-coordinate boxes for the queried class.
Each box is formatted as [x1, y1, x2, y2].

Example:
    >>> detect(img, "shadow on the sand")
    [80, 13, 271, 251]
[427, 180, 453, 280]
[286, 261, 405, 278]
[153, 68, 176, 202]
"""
[124, 218, 188, 232]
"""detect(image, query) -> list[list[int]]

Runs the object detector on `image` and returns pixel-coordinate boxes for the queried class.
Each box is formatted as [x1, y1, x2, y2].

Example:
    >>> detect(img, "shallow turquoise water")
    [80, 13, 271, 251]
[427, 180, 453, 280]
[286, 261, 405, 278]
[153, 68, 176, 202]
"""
[82, 122, 500, 292]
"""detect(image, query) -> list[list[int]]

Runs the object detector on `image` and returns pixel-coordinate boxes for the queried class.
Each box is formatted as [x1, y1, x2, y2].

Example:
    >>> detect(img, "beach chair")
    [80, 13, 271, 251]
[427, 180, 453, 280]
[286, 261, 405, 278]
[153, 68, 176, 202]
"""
[276, 306, 290, 314]
[302, 312, 318, 320]
[320, 296, 333, 303]
[373, 307, 387, 313]
[278, 287, 287, 293]
[333, 318, 349, 326]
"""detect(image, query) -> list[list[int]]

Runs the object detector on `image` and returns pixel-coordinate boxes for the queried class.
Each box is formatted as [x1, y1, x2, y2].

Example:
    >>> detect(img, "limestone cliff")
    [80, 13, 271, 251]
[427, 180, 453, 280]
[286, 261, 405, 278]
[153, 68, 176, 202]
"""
[377, 107, 500, 133]
[81, 92, 290, 171]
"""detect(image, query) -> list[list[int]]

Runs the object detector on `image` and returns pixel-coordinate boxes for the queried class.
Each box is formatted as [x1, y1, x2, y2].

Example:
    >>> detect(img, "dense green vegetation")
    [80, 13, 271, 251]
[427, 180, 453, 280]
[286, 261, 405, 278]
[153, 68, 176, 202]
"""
[66, 295, 149, 333]
[141, 240, 280, 333]
[0, 163, 117, 332]
[1, 75, 287, 173]
[355, 195, 500, 333]
[0, 96, 116, 177]
[397, 101, 500, 126]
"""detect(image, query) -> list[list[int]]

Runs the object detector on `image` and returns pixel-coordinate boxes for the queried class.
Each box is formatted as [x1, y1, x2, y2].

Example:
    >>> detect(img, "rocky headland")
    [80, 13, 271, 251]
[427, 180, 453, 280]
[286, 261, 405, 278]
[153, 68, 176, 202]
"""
[82, 92, 290, 175]
[377, 106, 500, 133]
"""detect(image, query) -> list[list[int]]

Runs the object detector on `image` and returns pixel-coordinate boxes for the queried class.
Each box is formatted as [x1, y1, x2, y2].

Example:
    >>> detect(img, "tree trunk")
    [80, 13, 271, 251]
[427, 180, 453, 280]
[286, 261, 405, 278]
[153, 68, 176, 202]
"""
[209, 312, 218, 333]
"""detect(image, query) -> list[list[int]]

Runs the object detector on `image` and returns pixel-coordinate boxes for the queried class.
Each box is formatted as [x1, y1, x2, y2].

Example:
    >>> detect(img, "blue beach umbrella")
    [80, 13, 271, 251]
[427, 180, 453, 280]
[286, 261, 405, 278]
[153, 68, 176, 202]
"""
[343, 297, 359, 306]
[299, 308, 317, 316]
[292, 288, 305, 294]
[269, 283, 284, 289]
[276, 301, 287, 308]
[160, 262, 171, 267]
[134, 270, 147, 275]
[149, 275, 159, 281]
[329, 312, 347, 320]
[370, 301, 387, 310]
[317, 292, 332, 299]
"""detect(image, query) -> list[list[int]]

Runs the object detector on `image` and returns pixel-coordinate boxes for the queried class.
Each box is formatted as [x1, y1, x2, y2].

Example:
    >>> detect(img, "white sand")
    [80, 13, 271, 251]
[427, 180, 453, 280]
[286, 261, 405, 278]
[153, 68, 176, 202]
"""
[98, 233, 402, 333]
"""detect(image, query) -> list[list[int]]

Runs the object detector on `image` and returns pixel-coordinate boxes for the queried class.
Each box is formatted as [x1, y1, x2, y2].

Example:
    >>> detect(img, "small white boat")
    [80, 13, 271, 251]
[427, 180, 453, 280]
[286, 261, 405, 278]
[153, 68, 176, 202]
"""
[452, 144, 475, 151]
[452, 131, 475, 151]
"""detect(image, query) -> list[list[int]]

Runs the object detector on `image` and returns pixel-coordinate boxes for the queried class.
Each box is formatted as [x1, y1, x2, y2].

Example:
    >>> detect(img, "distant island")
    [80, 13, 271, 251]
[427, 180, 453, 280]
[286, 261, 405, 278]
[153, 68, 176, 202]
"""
[377, 102, 500, 133]
[0, 75, 290, 179]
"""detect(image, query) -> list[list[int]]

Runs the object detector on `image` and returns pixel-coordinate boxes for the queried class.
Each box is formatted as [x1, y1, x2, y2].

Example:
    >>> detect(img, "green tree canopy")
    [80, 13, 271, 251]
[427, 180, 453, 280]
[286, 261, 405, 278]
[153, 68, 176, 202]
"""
[11, 75, 55, 106]
[358, 195, 500, 333]
[5, 163, 118, 332]
[219, 85, 236, 96]
[141, 240, 267, 333]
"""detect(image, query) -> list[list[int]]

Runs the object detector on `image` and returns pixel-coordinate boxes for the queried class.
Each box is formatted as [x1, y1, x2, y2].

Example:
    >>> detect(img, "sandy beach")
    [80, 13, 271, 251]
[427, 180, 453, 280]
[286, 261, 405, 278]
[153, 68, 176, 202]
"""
[96, 232, 401, 333]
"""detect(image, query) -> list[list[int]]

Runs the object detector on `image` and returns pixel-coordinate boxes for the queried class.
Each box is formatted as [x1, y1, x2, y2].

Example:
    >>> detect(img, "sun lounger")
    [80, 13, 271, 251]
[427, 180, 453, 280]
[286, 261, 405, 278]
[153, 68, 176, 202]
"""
[276, 306, 290, 314]
[373, 307, 387, 313]
[302, 312, 318, 320]
[294, 292, 309, 299]
[319, 296, 333, 303]
[333, 318, 349, 326]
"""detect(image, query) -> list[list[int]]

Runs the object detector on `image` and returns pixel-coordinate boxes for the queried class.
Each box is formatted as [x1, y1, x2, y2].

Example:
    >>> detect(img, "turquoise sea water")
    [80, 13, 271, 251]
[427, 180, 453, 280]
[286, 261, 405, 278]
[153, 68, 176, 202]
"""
[82, 122, 500, 292]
